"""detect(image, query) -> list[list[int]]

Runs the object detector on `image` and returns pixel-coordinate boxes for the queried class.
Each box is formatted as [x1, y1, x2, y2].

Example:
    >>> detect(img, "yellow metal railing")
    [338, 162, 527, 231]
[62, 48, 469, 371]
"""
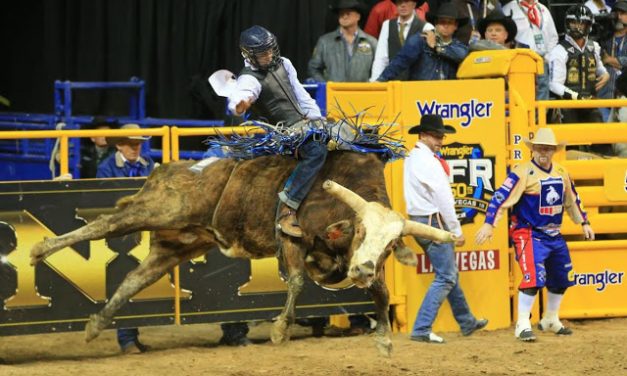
[0, 127, 171, 174]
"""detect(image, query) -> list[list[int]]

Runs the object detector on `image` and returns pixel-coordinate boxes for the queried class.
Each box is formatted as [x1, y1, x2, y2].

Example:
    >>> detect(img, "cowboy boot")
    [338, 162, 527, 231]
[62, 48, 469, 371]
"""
[277, 203, 303, 238]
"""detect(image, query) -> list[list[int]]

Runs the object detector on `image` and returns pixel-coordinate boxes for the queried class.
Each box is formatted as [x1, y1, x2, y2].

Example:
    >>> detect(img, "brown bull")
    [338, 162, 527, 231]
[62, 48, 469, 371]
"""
[30, 151, 454, 356]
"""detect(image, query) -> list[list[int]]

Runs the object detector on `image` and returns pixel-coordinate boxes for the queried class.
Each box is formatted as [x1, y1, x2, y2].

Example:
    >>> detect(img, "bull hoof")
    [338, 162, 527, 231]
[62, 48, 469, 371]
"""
[271, 319, 290, 345]
[84, 314, 106, 343]
[30, 239, 51, 266]
[374, 335, 392, 357]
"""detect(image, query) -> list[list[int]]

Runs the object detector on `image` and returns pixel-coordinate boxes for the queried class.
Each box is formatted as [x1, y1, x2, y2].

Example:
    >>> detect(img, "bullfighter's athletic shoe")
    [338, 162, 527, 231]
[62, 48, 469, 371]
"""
[277, 204, 303, 238]
[462, 318, 489, 336]
[515, 321, 537, 342]
[538, 318, 573, 335]
[410, 332, 445, 344]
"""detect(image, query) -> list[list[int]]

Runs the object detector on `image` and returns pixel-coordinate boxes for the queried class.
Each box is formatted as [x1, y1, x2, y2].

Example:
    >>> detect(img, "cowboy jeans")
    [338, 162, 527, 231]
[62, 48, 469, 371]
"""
[409, 214, 477, 337]
[278, 136, 328, 210]
[536, 61, 550, 100]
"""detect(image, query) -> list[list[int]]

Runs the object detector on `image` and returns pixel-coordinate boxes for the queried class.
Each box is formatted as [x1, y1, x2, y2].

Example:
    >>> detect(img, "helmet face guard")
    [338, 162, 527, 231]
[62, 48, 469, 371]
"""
[565, 5, 594, 39]
[239, 25, 281, 70]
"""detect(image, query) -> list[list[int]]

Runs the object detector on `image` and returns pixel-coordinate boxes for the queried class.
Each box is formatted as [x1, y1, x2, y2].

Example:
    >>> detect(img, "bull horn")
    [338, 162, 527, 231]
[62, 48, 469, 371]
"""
[323, 180, 367, 214]
[402, 219, 456, 243]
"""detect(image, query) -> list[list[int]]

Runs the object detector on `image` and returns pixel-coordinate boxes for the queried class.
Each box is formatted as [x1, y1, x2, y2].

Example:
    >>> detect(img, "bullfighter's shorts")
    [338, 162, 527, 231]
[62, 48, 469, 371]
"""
[510, 227, 575, 290]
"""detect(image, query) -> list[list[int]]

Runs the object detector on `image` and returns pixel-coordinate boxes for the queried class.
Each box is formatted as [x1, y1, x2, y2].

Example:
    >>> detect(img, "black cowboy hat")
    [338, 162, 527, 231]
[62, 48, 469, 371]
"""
[478, 10, 518, 44]
[83, 115, 119, 129]
[332, 0, 366, 15]
[426, 3, 469, 28]
[408, 114, 456, 135]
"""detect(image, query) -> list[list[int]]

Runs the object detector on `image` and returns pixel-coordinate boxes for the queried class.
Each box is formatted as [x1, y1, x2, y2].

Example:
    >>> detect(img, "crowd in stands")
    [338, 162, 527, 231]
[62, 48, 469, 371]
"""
[305, 0, 627, 156]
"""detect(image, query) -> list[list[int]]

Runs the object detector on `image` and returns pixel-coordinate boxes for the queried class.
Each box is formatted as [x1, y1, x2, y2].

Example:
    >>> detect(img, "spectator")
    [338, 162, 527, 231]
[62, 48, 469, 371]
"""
[503, 0, 558, 100]
[598, 0, 627, 121]
[79, 116, 117, 178]
[454, 0, 502, 45]
[376, 2, 469, 81]
[370, 0, 435, 81]
[405, 114, 488, 344]
[96, 123, 156, 179]
[475, 128, 595, 342]
[95, 123, 155, 353]
[308, 0, 377, 82]
[364, 0, 429, 38]
[547, 5, 611, 155]
[470, 9, 518, 51]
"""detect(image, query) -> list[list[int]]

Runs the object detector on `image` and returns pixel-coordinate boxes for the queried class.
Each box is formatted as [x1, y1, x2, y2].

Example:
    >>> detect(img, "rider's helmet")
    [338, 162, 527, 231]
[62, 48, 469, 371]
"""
[239, 25, 280, 70]
[565, 5, 594, 39]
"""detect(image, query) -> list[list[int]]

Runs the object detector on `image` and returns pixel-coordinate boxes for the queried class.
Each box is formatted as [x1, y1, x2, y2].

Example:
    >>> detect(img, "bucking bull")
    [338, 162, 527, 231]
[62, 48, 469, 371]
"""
[30, 151, 455, 356]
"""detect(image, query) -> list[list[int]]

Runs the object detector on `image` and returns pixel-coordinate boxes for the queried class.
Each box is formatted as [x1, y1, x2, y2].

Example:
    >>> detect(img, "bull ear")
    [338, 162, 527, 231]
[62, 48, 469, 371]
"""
[393, 240, 418, 266]
[323, 180, 367, 214]
[402, 220, 455, 242]
[324, 220, 353, 249]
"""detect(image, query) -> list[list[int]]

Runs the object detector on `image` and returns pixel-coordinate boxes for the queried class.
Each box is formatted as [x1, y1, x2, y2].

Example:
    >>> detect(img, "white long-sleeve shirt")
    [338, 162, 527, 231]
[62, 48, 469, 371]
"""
[404, 142, 462, 237]
[227, 57, 322, 119]
[369, 15, 434, 82]
[547, 35, 608, 97]
[503, 0, 558, 56]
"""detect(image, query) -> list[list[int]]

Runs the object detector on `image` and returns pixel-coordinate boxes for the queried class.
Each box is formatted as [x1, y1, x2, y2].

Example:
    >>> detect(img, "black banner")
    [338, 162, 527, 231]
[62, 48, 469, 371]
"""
[0, 179, 373, 335]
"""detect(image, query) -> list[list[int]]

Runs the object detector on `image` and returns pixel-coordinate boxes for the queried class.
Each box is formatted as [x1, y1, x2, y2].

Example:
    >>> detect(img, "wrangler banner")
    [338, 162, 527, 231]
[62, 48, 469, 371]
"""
[397, 79, 511, 333]
[0, 179, 373, 335]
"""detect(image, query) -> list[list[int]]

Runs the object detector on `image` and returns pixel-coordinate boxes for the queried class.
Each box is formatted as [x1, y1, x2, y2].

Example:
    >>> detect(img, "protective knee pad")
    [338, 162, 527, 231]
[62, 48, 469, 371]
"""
[520, 287, 539, 296]
[547, 287, 567, 294]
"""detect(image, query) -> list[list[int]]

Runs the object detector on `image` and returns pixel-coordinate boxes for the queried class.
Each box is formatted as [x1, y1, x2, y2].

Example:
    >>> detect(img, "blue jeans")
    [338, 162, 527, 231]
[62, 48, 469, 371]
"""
[536, 61, 550, 101]
[278, 136, 328, 210]
[410, 215, 477, 337]
[117, 327, 139, 348]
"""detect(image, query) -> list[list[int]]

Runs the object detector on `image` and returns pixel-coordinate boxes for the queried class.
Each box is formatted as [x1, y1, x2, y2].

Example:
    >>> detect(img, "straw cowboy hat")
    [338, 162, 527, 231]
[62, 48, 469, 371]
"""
[478, 10, 518, 44]
[106, 123, 151, 146]
[407, 114, 456, 135]
[523, 128, 566, 149]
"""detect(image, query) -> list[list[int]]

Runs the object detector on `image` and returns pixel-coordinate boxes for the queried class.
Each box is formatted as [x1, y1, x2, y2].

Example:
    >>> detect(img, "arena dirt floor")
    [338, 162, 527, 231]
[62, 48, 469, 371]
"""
[1, 317, 626, 376]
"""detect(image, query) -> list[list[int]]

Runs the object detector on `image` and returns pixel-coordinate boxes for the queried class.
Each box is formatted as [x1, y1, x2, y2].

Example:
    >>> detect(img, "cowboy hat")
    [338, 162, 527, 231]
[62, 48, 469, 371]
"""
[408, 114, 456, 135]
[612, 0, 627, 13]
[332, 0, 366, 15]
[106, 123, 151, 146]
[426, 3, 469, 28]
[523, 128, 566, 149]
[83, 115, 118, 130]
[478, 10, 518, 44]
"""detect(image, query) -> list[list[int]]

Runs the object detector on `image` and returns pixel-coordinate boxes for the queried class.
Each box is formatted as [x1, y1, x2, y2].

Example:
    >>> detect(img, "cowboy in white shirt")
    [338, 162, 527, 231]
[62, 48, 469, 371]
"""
[405, 114, 488, 344]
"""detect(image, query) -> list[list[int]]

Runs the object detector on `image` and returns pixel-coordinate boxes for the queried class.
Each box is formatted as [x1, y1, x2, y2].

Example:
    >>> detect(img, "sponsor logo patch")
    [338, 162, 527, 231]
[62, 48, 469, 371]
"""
[441, 143, 496, 225]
